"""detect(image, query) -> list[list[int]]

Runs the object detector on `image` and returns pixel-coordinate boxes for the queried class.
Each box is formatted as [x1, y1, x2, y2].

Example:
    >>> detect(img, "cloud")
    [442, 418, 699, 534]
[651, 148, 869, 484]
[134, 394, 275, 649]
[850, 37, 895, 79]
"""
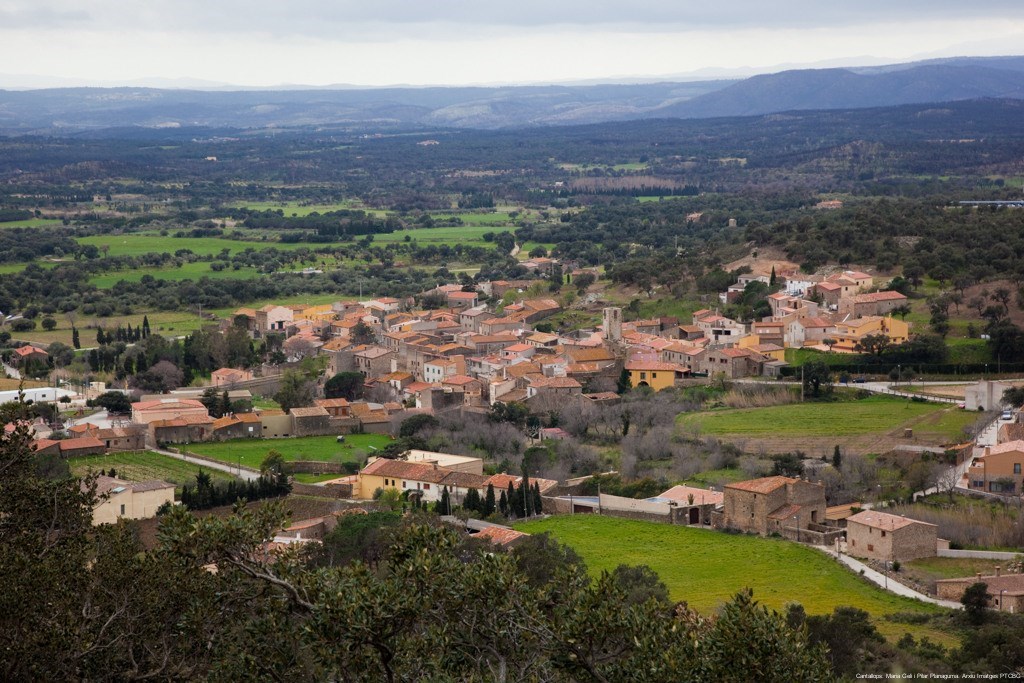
[2, 0, 1021, 39]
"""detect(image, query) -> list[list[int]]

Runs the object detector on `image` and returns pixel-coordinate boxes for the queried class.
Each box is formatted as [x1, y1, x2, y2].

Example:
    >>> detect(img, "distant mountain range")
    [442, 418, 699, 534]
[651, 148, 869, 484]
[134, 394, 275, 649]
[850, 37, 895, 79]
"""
[2, 56, 1023, 132]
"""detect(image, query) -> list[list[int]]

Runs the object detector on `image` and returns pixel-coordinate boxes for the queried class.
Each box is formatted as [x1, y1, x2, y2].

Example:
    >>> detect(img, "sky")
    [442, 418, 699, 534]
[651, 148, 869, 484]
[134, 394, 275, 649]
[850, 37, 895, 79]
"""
[1, 1, 1023, 88]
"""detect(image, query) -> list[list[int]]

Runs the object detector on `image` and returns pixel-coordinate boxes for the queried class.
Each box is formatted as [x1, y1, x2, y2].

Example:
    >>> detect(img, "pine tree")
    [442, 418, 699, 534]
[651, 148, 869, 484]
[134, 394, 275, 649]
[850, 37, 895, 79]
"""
[142, 315, 150, 338]
[484, 483, 496, 517]
[71, 327, 80, 350]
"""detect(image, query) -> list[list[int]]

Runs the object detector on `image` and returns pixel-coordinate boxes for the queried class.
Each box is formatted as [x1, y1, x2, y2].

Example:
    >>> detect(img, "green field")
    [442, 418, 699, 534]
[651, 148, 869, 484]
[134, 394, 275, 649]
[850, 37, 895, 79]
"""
[76, 233, 311, 258]
[0, 218, 63, 228]
[226, 200, 361, 216]
[13, 310, 213, 347]
[88, 261, 264, 287]
[183, 434, 392, 470]
[678, 395, 969, 439]
[516, 516, 951, 644]
[69, 451, 236, 492]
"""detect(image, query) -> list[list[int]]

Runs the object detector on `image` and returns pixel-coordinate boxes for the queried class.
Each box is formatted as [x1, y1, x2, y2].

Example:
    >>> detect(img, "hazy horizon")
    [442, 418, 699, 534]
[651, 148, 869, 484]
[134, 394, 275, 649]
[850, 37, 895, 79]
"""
[1, 1, 1022, 89]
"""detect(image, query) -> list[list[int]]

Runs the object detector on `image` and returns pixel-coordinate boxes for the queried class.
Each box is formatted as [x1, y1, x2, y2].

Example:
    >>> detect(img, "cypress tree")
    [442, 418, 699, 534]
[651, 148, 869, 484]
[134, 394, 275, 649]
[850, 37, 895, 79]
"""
[220, 391, 232, 417]
[506, 482, 517, 518]
[142, 315, 150, 338]
[533, 482, 543, 515]
[498, 490, 508, 516]
[484, 483, 496, 517]
[521, 470, 532, 517]
[96, 328, 105, 346]
[439, 487, 451, 515]
[71, 326, 80, 350]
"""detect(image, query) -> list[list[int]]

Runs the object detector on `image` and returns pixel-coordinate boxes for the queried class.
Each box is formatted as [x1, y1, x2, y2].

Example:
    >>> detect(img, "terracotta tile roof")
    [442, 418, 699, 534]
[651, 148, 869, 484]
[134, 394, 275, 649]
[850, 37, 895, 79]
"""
[316, 398, 352, 408]
[981, 440, 1024, 456]
[797, 317, 835, 328]
[212, 416, 241, 430]
[767, 503, 803, 520]
[440, 471, 491, 489]
[725, 476, 795, 494]
[852, 291, 907, 303]
[131, 480, 174, 493]
[13, 345, 47, 357]
[474, 526, 529, 546]
[626, 361, 683, 372]
[58, 436, 105, 451]
[658, 485, 724, 506]
[361, 458, 449, 483]
[132, 398, 206, 411]
[847, 510, 934, 531]
[443, 375, 478, 386]
[529, 377, 582, 389]
[815, 281, 842, 291]
[717, 348, 752, 359]
[290, 406, 330, 418]
[935, 574, 1024, 594]
[565, 347, 615, 362]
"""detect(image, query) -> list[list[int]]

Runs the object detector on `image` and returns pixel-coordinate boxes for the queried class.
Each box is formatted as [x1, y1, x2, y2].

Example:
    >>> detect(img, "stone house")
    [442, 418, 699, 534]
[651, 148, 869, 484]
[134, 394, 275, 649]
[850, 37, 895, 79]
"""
[353, 346, 395, 379]
[289, 406, 333, 436]
[840, 290, 908, 318]
[718, 476, 826, 536]
[845, 510, 938, 562]
[935, 571, 1024, 613]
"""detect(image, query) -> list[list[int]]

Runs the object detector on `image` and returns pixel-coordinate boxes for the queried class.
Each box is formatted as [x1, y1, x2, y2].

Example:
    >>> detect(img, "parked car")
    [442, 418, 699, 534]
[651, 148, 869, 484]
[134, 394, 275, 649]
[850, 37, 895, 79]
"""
[1001, 410, 1013, 421]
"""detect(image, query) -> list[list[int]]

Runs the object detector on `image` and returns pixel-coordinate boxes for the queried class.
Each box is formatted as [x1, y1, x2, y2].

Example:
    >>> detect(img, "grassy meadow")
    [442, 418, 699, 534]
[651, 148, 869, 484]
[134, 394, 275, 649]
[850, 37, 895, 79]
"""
[183, 434, 393, 471]
[516, 515, 954, 645]
[678, 395, 971, 440]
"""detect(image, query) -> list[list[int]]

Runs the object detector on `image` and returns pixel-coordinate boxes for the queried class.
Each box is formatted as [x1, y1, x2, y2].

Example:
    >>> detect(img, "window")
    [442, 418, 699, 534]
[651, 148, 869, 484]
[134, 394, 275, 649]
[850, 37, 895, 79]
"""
[881, 530, 886, 537]
[867, 544, 874, 552]
[652, 372, 658, 378]
[1016, 463, 1022, 475]
[424, 484, 430, 490]
[640, 372, 647, 380]
[119, 504, 125, 516]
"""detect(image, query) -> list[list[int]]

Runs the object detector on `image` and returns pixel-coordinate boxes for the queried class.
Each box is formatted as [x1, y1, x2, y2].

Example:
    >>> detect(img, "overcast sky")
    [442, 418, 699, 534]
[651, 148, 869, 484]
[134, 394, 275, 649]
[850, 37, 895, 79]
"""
[2, 1, 1023, 87]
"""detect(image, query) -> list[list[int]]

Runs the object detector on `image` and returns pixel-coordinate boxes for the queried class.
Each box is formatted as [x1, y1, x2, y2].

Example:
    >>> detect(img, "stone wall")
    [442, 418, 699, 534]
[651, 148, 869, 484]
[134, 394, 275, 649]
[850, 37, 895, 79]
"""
[284, 460, 351, 475]
[290, 482, 349, 499]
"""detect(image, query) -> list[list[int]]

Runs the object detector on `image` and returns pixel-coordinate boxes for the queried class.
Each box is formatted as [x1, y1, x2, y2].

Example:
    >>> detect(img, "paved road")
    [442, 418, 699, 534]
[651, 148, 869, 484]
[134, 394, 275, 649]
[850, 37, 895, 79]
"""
[152, 446, 261, 482]
[814, 546, 962, 609]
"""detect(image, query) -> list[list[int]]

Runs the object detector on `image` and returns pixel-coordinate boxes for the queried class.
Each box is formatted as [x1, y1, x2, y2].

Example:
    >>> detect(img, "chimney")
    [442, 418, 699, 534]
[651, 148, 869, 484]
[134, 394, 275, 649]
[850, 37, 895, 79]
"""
[985, 447, 991, 457]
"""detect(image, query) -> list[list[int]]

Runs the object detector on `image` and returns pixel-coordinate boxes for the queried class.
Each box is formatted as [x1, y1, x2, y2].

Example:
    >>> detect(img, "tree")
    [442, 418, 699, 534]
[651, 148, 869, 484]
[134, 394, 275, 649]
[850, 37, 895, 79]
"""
[142, 315, 151, 338]
[831, 445, 842, 469]
[47, 342, 74, 368]
[350, 321, 375, 345]
[610, 564, 671, 608]
[40, 317, 56, 331]
[260, 450, 286, 476]
[324, 371, 364, 401]
[274, 370, 316, 412]
[71, 326, 80, 350]
[821, 338, 836, 352]
[616, 367, 632, 395]
[87, 391, 132, 414]
[438, 486, 451, 515]
[398, 413, 439, 438]
[484, 483, 496, 517]
[801, 360, 832, 398]
[962, 582, 990, 625]
[853, 333, 891, 357]
[1003, 386, 1024, 408]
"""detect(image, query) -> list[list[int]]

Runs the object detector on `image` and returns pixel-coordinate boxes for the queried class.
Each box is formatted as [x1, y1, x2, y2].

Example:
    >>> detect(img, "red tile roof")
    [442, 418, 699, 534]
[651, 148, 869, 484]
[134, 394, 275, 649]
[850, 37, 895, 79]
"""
[847, 510, 934, 532]
[725, 476, 795, 494]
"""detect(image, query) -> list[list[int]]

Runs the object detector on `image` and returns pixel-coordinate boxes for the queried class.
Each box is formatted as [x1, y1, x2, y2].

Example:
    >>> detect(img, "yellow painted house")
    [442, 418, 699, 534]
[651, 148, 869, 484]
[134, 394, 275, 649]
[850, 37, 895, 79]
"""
[291, 303, 336, 323]
[737, 335, 786, 361]
[625, 361, 687, 391]
[832, 316, 909, 352]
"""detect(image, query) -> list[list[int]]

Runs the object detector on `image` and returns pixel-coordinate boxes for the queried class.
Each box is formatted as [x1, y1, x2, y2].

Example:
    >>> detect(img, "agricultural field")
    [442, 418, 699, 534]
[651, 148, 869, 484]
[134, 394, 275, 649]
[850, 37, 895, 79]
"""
[68, 450, 236, 493]
[76, 233, 312, 258]
[13, 310, 212, 347]
[0, 218, 63, 228]
[88, 261, 264, 287]
[225, 200, 363, 216]
[516, 515, 953, 645]
[677, 394, 977, 455]
[183, 434, 392, 471]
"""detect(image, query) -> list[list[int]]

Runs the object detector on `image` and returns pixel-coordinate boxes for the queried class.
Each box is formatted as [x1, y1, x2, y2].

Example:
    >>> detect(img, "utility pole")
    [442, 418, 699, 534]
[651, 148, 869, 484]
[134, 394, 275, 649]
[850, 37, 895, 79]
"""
[800, 365, 805, 402]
